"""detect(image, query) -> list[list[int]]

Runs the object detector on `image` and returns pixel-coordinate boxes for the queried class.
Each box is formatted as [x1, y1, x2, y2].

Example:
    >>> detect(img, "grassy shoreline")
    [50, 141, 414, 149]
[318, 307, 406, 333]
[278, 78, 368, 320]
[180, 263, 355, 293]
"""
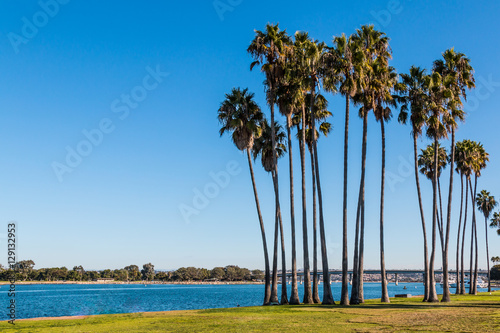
[2, 292, 499, 332]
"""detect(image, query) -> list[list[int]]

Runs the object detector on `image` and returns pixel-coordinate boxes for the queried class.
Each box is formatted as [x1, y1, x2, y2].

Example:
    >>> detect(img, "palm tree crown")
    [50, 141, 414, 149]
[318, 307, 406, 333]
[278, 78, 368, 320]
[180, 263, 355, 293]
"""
[252, 119, 287, 172]
[476, 190, 497, 220]
[490, 212, 500, 235]
[218, 87, 263, 151]
[418, 143, 448, 180]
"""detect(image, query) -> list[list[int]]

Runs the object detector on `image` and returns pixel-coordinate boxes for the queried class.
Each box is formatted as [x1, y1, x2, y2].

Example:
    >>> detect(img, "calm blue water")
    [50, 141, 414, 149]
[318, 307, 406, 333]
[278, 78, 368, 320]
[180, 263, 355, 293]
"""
[1, 282, 494, 320]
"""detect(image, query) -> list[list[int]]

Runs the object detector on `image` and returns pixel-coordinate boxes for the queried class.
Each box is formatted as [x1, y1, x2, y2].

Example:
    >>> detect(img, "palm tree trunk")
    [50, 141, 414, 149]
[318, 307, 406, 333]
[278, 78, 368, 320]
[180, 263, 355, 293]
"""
[428, 136, 439, 302]
[413, 133, 429, 301]
[300, 104, 313, 304]
[437, 179, 445, 250]
[310, 82, 334, 305]
[351, 111, 368, 305]
[460, 178, 469, 294]
[269, 97, 280, 304]
[269, 93, 287, 304]
[441, 128, 455, 303]
[472, 175, 479, 295]
[379, 120, 389, 303]
[311, 149, 321, 304]
[468, 177, 474, 294]
[246, 148, 271, 305]
[455, 174, 464, 295]
[286, 115, 300, 305]
[350, 189, 362, 304]
[275, 172, 288, 305]
[341, 95, 350, 306]
[270, 199, 279, 303]
[357, 111, 369, 304]
[485, 215, 491, 292]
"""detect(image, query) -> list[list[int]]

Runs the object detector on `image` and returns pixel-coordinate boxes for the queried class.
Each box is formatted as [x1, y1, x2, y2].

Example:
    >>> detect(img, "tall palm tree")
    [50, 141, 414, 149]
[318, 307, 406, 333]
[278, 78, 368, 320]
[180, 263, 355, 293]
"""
[476, 190, 497, 292]
[350, 25, 391, 304]
[372, 62, 398, 303]
[491, 212, 500, 235]
[252, 118, 288, 304]
[293, 31, 314, 304]
[398, 66, 430, 301]
[323, 33, 362, 305]
[466, 141, 489, 294]
[454, 140, 469, 294]
[458, 139, 477, 295]
[293, 93, 333, 304]
[217, 87, 271, 305]
[304, 36, 335, 305]
[248, 23, 292, 305]
[276, 53, 302, 305]
[424, 71, 450, 302]
[433, 48, 474, 302]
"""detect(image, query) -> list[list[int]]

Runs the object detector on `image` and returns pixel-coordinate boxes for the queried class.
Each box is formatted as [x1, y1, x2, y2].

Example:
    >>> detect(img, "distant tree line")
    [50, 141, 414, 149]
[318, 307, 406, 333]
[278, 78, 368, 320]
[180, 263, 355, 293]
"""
[0, 261, 264, 282]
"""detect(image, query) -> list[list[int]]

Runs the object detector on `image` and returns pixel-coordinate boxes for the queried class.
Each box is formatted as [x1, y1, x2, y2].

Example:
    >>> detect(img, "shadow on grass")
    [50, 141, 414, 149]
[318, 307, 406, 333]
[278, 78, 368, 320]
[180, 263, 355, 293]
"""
[234, 299, 500, 312]
[199, 293, 500, 314]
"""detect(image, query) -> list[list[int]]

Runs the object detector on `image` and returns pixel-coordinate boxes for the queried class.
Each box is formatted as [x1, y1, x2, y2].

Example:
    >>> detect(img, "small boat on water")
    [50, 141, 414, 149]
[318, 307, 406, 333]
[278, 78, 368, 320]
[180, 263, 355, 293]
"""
[441, 279, 487, 289]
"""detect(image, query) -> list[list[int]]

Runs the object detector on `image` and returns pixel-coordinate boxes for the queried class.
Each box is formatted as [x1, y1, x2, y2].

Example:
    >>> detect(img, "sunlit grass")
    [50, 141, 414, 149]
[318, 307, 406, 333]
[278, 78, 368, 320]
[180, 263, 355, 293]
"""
[3, 292, 500, 332]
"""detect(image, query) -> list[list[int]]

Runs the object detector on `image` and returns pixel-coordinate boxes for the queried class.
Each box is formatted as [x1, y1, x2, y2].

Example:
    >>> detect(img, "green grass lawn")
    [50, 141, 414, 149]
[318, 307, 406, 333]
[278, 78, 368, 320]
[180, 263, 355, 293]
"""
[3, 292, 500, 332]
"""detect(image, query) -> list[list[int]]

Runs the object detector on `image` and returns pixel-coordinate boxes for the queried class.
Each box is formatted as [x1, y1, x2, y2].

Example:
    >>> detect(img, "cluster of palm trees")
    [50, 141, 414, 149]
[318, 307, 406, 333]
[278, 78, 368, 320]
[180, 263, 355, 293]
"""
[217, 22, 496, 306]
[417, 140, 497, 295]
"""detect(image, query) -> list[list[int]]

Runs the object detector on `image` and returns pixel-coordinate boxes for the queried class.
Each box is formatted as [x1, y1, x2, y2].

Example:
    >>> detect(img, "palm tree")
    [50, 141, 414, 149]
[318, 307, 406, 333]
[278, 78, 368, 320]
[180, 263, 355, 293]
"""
[293, 31, 314, 304]
[458, 139, 477, 295]
[304, 36, 335, 305]
[293, 31, 334, 304]
[476, 190, 497, 292]
[349, 24, 391, 305]
[276, 51, 302, 305]
[248, 23, 292, 305]
[398, 66, 430, 301]
[418, 144, 448, 181]
[252, 118, 288, 304]
[466, 141, 489, 294]
[217, 87, 271, 305]
[293, 93, 332, 304]
[454, 140, 471, 294]
[423, 71, 450, 302]
[323, 33, 362, 305]
[418, 142, 448, 253]
[433, 48, 474, 302]
[372, 62, 398, 303]
[491, 212, 500, 235]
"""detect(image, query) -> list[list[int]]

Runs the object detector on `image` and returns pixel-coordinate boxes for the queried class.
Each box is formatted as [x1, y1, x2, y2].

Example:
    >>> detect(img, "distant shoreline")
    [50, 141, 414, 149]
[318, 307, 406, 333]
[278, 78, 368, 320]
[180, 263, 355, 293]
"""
[0, 280, 265, 285]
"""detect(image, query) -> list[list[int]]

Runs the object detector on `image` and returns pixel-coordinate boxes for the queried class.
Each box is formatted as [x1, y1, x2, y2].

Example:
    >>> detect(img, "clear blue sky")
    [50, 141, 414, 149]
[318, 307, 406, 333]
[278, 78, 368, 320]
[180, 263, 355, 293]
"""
[1, 0, 499, 271]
